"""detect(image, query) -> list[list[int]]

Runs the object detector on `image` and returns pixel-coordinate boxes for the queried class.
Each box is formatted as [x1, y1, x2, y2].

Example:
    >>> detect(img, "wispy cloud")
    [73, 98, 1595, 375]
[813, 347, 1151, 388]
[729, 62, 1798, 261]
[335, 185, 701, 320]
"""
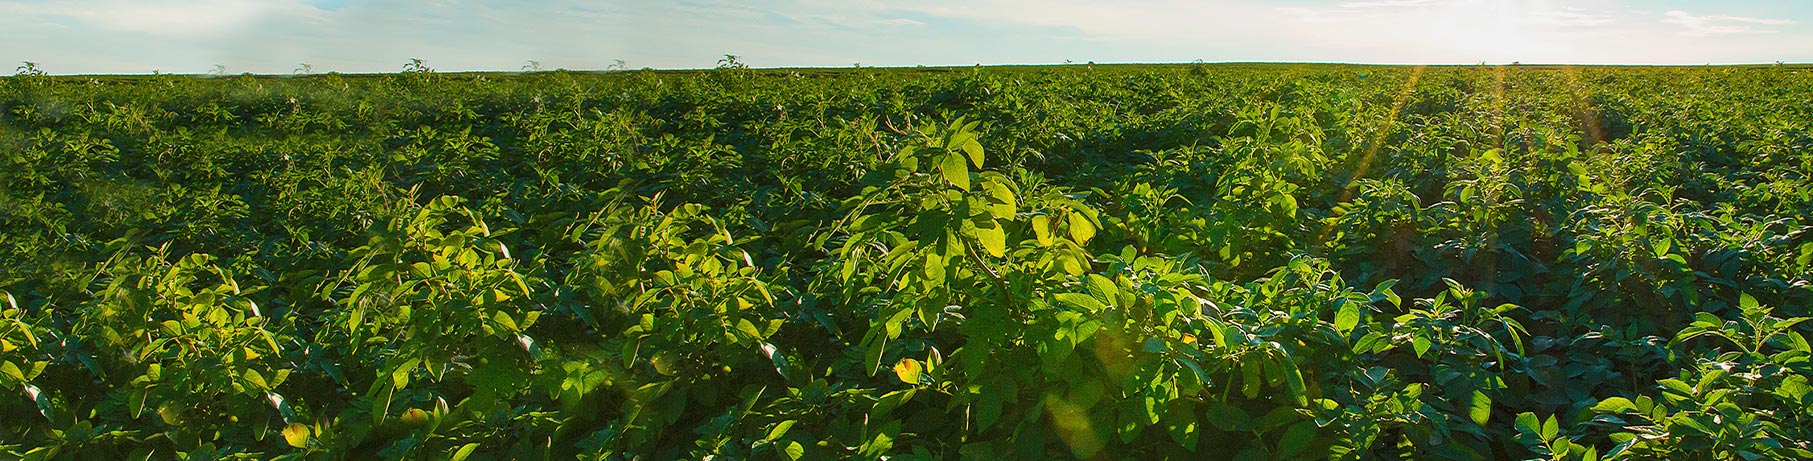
[1663, 10, 1796, 36]
[3, 0, 1812, 73]
[1336, 0, 1443, 9]
[0, 0, 325, 38]
[1540, 8, 1616, 27]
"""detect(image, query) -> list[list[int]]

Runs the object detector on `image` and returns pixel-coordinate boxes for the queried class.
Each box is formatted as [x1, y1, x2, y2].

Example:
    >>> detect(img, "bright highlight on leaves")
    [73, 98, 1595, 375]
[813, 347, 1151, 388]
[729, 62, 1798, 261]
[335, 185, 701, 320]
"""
[893, 358, 923, 385]
[1469, 391, 1492, 426]
[941, 154, 970, 191]
[282, 423, 310, 448]
[1067, 212, 1095, 244]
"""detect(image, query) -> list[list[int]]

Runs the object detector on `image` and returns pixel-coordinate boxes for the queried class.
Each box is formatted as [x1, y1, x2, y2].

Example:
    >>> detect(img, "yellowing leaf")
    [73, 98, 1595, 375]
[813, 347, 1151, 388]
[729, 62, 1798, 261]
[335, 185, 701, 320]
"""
[1032, 215, 1053, 246]
[893, 358, 924, 385]
[282, 423, 311, 448]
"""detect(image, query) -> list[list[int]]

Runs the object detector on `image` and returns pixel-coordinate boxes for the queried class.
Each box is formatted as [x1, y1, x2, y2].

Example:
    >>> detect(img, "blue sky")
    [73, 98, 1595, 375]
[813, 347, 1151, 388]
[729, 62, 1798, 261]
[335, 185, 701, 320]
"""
[2, 0, 1810, 74]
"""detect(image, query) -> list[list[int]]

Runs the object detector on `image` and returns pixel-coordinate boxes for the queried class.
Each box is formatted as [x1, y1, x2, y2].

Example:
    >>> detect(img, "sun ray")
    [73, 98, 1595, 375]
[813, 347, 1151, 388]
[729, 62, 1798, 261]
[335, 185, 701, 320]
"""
[1347, 65, 1427, 185]
[1493, 63, 1508, 150]
[1559, 65, 1606, 148]
[1315, 65, 1425, 249]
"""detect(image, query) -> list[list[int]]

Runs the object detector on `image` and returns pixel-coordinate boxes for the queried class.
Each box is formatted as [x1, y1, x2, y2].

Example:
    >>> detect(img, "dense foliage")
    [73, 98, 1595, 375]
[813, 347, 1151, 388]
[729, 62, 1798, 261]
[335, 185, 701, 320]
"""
[2, 64, 1811, 460]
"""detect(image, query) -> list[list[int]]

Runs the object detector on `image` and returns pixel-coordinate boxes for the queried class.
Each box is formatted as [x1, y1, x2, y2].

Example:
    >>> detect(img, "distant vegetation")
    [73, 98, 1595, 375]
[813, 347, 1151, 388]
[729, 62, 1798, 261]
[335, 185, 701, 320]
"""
[1, 62, 1810, 460]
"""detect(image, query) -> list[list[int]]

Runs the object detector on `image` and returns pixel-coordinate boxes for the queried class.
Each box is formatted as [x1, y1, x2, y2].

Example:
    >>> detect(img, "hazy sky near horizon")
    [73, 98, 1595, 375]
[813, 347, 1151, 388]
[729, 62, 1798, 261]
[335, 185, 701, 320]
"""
[3, 0, 1810, 74]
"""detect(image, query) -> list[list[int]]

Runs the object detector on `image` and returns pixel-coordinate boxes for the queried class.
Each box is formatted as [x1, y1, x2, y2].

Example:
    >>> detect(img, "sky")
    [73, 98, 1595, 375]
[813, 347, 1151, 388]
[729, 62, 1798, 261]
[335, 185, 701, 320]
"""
[2, 0, 1811, 74]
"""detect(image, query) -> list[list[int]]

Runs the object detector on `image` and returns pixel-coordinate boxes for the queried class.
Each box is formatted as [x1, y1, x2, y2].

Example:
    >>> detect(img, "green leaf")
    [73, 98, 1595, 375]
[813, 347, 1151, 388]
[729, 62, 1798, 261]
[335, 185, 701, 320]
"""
[1059, 252, 1086, 275]
[1277, 422, 1316, 457]
[941, 153, 971, 191]
[509, 272, 532, 297]
[449, 443, 479, 461]
[975, 223, 1006, 257]
[768, 420, 798, 441]
[391, 358, 420, 389]
[244, 369, 268, 390]
[1353, 332, 1390, 354]
[1480, 148, 1503, 164]
[1272, 191, 1298, 216]
[1280, 358, 1308, 406]
[1604, 438, 1638, 460]
[1067, 212, 1095, 245]
[1055, 293, 1106, 312]
[0, 361, 22, 383]
[1515, 412, 1540, 436]
[1085, 274, 1118, 303]
[1240, 359, 1262, 399]
[872, 389, 915, 417]
[1163, 403, 1199, 449]
[1334, 300, 1360, 336]
[1658, 378, 1694, 397]
[859, 420, 900, 458]
[1592, 397, 1637, 413]
[1412, 336, 1431, 358]
[983, 181, 1015, 217]
[1540, 415, 1559, 440]
[782, 441, 805, 461]
[492, 310, 518, 332]
[1469, 390, 1492, 426]
[961, 139, 985, 168]
[735, 318, 764, 342]
[978, 390, 1005, 431]
[1115, 412, 1142, 444]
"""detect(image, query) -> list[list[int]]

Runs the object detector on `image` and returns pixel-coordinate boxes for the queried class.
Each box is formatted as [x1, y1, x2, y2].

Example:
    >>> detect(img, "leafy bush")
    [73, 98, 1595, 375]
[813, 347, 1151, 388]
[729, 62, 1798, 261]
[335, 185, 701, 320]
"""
[2, 64, 1810, 459]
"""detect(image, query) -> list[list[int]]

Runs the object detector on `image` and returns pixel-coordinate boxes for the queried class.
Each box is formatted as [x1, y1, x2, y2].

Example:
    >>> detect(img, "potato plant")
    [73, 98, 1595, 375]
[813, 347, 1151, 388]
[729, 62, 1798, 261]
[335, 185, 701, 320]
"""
[1, 64, 1811, 460]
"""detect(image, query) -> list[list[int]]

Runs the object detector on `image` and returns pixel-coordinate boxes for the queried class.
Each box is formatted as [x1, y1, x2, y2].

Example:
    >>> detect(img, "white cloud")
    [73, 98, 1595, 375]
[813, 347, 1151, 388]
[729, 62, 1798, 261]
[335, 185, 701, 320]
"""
[1336, 0, 1444, 9]
[1540, 8, 1615, 27]
[0, 0, 325, 38]
[3, 0, 1812, 73]
[1663, 10, 1797, 36]
[802, 14, 925, 29]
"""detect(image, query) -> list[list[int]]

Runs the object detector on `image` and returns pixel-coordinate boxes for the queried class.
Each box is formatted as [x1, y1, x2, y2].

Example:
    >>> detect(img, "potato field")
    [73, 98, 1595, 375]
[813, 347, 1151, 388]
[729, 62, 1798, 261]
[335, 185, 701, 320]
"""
[2, 64, 1811, 460]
